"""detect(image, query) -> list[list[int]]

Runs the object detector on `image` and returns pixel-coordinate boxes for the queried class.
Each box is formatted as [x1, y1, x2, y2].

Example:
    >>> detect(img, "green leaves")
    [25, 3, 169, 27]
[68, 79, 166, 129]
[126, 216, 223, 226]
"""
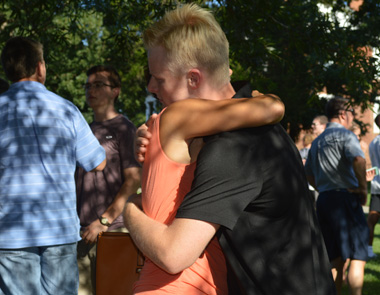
[213, 0, 380, 137]
[0, 0, 379, 136]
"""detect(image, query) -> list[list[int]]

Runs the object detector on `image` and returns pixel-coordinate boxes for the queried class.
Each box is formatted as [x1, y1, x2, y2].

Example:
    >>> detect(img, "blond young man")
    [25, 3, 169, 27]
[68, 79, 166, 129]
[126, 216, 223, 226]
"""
[124, 4, 283, 294]
[124, 4, 335, 295]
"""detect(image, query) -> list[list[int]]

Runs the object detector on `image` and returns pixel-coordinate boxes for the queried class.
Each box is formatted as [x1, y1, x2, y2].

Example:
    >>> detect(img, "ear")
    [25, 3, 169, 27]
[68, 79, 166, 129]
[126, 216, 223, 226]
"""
[338, 110, 347, 122]
[112, 87, 120, 99]
[187, 69, 201, 89]
[35, 61, 46, 83]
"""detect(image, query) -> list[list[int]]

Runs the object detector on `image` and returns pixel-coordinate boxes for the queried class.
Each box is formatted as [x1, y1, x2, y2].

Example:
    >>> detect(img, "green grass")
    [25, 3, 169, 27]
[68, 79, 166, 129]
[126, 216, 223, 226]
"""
[341, 209, 380, 295]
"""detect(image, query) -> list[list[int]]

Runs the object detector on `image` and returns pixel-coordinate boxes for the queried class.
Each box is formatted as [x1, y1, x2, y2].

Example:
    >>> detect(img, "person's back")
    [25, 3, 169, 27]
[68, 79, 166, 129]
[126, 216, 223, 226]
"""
[304, 97, 367, 295]
[177, 124, 335, 294]
[0, 36, 105, 295]
[307, 123, 362, 192]
[0, 82, 105, 247]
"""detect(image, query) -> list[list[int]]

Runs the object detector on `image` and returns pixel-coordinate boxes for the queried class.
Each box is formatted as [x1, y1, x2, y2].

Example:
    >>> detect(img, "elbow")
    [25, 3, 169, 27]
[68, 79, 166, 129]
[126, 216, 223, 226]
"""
[156, 250, 195, 275]
[271, 97, 285, 124]
[160, 259, 192, 275]
[94, 158, 107, 171]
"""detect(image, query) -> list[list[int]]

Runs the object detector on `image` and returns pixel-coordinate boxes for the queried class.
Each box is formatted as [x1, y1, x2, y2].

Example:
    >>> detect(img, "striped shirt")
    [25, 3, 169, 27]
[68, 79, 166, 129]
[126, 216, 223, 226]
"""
[0, 81, 105, 249]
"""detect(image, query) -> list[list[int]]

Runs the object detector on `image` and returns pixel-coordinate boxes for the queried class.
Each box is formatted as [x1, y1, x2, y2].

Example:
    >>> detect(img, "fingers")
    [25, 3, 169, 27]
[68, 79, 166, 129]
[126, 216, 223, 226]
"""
[136, 136, 151, 147]
[146, 113, 158, 127]
[134, 118, 155, 163]
[134, 138, 148, 163]
[81, 229, 94, 244]
[81, 225, 104, 244]
[251, 90, 263, 97]
[366, 170, 376, 182]
[135, 152, 146, 163]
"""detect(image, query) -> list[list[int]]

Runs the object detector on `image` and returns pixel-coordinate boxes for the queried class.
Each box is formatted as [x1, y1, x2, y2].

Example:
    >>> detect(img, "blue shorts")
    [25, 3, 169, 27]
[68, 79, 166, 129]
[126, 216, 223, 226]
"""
[317, 190, 369, 262]
[0, 243, 78, 295]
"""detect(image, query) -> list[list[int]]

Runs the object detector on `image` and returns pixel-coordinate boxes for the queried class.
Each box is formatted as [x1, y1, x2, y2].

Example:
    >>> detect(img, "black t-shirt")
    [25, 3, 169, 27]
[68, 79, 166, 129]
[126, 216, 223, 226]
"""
[176, 124, 336, 295]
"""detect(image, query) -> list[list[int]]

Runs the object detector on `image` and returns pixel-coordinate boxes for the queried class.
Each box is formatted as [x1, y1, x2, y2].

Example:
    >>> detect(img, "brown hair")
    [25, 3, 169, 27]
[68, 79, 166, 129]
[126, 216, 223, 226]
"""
[1, 37, 44, 82]
[86, 65, 121, 88]
[325, 96, 349, 120]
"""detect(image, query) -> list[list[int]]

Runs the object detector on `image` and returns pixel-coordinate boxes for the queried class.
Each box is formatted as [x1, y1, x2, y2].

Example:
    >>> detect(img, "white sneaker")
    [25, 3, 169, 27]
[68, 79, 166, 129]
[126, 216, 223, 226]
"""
[368, 246, 377, 259]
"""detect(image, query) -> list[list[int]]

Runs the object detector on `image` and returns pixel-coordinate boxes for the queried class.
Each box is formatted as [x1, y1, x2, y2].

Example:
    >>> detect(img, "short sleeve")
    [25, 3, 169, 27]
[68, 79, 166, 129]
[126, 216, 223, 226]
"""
[176, 133, 263, 230]
[74, 108, 105, 171]
[345, 131, 365, 161]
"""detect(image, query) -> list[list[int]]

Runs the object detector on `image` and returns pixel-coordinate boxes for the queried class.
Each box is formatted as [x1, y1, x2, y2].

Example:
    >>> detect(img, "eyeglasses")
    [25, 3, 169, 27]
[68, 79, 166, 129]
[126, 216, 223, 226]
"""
[339, 108, 355, 115]
[83, 81, 114, 91]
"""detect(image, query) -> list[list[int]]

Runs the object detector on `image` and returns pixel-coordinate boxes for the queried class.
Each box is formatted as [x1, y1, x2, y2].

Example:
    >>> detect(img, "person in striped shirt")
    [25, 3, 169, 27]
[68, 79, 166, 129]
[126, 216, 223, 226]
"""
[0, 36, 106, 295]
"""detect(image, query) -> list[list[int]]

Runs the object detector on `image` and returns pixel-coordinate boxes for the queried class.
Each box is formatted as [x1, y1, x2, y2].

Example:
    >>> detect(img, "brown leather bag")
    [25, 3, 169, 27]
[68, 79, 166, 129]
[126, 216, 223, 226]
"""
[96, 232, 144, 295]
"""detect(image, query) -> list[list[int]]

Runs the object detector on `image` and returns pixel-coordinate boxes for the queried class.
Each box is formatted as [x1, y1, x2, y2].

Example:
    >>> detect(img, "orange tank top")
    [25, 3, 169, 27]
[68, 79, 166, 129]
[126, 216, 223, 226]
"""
[134, 110, 227, 295]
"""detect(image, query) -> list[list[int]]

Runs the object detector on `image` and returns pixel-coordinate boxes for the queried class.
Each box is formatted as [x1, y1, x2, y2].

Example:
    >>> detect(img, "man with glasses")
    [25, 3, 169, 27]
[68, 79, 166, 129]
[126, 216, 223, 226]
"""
[76, 65, 141, 294]
[305, 96, 368, 295]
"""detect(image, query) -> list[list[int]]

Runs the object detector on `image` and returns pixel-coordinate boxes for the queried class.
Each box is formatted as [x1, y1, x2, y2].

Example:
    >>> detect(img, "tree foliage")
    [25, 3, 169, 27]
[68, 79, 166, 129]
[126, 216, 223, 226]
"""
[211, 0, 380, 138]
[0, 0, 379, 139]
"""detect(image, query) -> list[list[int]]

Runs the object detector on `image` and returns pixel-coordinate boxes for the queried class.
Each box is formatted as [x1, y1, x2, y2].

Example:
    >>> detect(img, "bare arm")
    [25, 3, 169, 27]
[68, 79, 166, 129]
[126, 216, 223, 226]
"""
[82, 166, 141, 243]
[161, 94, 284, 141]
[123, 195, 219, 274]
[349, 156, 367, 205]
[134, 93, 283, 163]
[91, 158, 107, 171]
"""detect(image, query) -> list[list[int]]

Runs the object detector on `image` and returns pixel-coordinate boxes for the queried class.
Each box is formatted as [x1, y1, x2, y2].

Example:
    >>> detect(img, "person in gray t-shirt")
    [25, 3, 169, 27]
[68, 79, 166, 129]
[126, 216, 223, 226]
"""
[76, 65, 141, 294]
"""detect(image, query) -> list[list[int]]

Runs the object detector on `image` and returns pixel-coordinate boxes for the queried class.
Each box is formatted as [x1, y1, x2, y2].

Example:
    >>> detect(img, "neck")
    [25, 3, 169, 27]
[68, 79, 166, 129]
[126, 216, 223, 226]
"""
[18, 77, 41, 83]
[93, 106, 119, 122]
[330, 117, 347, 129]
[221, 82, 236, 98]
[195, 82, 235, 101]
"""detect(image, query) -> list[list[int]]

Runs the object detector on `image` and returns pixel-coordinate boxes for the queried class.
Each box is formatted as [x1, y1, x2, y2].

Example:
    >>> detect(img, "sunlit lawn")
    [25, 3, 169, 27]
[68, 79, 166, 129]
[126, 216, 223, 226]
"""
[341, 205, 380, 295]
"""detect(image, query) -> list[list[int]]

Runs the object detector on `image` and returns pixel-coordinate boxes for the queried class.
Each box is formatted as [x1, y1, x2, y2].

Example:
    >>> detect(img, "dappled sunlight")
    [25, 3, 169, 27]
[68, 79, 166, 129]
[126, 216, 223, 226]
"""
[0, 84, 86, 247]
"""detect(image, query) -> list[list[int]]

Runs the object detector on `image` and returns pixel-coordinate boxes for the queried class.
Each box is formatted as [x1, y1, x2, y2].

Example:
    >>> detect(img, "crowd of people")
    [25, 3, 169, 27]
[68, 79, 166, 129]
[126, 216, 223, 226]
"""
[299, 102, 380, 295]
[0, 3, 378, 295]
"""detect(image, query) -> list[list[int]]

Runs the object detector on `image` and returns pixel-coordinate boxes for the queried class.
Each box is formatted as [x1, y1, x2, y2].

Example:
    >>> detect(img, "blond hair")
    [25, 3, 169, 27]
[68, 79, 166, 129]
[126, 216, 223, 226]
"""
[143, 3, 230, 87]
[303, 133, 314, 146]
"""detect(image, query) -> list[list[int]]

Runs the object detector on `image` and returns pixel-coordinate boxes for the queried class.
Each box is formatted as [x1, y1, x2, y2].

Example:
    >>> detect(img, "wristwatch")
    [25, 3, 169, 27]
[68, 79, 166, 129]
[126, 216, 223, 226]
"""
[99, 216, 111, 227]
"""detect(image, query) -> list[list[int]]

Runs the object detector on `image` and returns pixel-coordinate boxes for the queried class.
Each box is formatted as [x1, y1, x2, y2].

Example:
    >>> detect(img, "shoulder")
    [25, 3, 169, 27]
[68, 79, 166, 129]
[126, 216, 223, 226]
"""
[370, 135, 380, 146]
[112, 115, 137, 130]
[43, 89, 81, 113]
[200, 125, 279, 162]
[117, 114, 135, 125]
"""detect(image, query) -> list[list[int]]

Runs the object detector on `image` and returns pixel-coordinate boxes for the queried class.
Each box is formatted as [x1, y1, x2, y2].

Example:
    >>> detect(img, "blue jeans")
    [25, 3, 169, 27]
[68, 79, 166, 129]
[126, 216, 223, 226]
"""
[0, 243, 78, 295]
